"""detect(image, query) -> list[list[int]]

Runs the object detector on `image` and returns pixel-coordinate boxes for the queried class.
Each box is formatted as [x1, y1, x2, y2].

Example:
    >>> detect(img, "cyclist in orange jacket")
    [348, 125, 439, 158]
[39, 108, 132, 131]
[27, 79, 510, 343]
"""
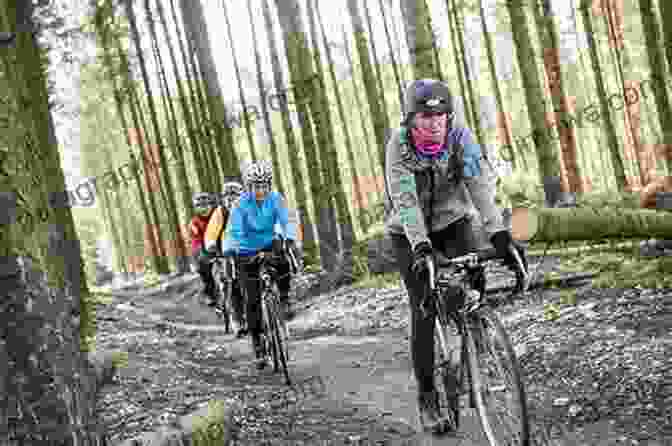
[203, 181, 248, 338]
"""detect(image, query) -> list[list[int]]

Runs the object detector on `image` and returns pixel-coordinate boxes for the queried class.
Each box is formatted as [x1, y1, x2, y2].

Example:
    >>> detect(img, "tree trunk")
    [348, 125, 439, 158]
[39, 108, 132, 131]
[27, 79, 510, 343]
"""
[638, 0, 672, 175]
[341, 24, 382, 190]
[506, 0, 565, 207]
[362, 0, 390, 121]
[445, 0, 474, 129]
[401, 0, 437, 79]
[127, 0, 189, 273]
[114, 22, 169, 273]
[316, 0, 367, 230]
[479, 0, 517, 168]
[533, 0, 584, 195]
[179, 0, 239, 179]
[378, 0, 405, 112]
[167, 0, 211, 191]
[156, 0, 200, 211]
[261, 0, 318, 264]
[386, 0, 408, 86]
[602, 0, 647, 189]
[346, 0, 389, 168]
[448, 0, 484, 144]
[149, 0, 194, 235]
[422, 0, 445, 81]
[0, 2, 109, 441]
[246, 0, 285, 195]
[222, 0, 259, 162]
[274, 0, 337, 270]
[307, 0, 356, 280]
[100, 146, 128, 275]
[579, 0, 627, 191]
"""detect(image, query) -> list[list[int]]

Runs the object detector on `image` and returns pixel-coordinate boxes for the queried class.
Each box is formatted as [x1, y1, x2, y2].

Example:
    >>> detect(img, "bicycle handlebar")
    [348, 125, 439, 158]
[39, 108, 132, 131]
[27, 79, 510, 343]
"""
[428, 246, 530, 294]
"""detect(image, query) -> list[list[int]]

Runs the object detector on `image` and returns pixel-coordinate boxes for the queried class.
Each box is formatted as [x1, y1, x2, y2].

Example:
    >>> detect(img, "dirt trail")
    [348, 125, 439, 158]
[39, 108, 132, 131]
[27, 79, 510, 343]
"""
[97, 266, 669, 445]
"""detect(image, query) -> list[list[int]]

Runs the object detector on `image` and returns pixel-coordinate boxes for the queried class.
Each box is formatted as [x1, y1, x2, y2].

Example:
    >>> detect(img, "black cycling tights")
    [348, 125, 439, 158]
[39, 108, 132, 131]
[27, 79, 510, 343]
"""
[238, 250, 291, 341]
[390, 216, 479, 395]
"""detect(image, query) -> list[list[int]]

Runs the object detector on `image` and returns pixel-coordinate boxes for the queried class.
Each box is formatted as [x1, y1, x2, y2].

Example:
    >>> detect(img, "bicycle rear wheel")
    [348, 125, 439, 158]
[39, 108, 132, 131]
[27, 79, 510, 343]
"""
[465, 308, 530, 446]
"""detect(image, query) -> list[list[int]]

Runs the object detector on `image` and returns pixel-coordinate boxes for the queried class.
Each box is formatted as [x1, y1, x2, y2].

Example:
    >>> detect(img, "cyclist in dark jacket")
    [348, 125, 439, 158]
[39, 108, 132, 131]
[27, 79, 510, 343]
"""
[384, 79, 527, 434]
[190, 193, 217, 306]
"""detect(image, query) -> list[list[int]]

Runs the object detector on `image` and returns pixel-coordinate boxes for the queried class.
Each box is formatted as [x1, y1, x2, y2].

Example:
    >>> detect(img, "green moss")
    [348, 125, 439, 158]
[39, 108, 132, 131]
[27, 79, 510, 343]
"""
[543, 303, 561, 321]
[191, 400, 230, 446]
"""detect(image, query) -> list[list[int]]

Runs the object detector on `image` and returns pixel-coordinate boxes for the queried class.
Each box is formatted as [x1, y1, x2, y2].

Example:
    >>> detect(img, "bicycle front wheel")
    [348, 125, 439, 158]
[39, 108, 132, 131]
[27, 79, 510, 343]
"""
[465, 308, 529, 446]
[433, 318, 463, 430]
[267, 296, 291, 385]
[261, 295, 279, 371]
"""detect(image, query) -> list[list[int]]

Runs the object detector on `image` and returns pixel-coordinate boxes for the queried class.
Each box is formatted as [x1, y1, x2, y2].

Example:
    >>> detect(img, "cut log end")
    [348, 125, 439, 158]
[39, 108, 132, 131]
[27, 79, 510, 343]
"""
[511, 207, 537, 242]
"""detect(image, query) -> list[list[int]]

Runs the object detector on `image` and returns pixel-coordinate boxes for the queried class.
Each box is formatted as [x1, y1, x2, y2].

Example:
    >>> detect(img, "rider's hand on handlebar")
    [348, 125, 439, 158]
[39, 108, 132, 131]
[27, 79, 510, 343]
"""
[491, 230, 529, 291]
[411, 241, 434, 277]
[491, 231, 526, 270]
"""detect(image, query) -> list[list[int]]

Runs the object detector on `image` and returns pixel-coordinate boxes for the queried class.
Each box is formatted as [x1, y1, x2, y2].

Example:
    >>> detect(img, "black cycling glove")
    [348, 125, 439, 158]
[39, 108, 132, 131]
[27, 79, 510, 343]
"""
[490, 230, 528, 273]
[411, 241, 434, 276]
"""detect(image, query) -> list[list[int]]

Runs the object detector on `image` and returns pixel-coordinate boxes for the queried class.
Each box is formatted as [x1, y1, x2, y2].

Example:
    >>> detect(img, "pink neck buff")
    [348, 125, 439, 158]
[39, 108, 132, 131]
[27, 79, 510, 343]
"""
[411, 113, 448, 156]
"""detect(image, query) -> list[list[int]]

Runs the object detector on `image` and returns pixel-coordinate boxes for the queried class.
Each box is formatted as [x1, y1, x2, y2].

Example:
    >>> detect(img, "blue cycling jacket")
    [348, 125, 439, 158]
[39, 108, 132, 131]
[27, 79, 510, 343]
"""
[221, 191, 297, 257]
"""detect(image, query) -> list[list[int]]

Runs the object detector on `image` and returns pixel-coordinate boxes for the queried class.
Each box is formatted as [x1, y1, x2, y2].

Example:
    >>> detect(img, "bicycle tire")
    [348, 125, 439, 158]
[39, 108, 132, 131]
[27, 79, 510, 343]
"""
[214, 270, 231, 334]
[261, 295, 279, 371]
[267, 296, 291, 385]
[433, 319, 462, 430]
[465, 308, 530, 446]
[223, 280, 234, 333]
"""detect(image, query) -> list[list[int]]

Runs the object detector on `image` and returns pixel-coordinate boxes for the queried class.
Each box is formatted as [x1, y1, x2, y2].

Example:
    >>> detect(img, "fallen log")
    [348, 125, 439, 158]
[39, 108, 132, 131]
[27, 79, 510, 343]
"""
[510, 207, 672, 242]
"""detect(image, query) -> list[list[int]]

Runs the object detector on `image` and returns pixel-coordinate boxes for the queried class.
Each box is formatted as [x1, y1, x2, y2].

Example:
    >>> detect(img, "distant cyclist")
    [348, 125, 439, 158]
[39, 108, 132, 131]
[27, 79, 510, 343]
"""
[203, 181, 248, 338]
[219, 160, 298, 370]
[190, 192, 217, 306]
[384, 79, 527, 434]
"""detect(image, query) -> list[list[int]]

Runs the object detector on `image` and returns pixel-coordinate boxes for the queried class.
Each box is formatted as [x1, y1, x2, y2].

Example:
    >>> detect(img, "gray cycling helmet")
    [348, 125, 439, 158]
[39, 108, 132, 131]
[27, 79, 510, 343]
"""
[243, 160, 273, 189]
[193, 192, 215, 209]
[403, 79, 455, 125]
[220, 181, 244, 209]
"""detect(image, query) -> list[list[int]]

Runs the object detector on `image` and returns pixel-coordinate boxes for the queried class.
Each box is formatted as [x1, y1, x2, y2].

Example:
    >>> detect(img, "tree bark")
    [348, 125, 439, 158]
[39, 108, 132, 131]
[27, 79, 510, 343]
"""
[346, 0, 389, 168]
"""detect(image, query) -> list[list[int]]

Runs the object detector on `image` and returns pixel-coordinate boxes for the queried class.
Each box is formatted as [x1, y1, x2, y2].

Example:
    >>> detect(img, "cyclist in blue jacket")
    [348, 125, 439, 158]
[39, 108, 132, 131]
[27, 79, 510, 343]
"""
[220, 160, 298, 369]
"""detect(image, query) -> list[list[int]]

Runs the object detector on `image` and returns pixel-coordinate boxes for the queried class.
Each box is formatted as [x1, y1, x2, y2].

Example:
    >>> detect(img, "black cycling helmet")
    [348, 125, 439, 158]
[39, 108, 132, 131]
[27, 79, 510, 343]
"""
[403, 79, 455, 125]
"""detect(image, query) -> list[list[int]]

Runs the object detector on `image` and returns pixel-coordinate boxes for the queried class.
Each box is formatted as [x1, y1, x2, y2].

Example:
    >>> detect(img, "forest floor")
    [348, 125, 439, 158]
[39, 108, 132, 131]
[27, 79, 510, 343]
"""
[92, 256, 670, 446]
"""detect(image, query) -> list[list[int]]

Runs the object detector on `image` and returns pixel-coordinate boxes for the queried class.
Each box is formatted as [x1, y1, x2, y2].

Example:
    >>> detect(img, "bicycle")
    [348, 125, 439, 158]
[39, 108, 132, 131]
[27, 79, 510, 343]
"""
[422, 245, 531, 445]
[244, 242, 299, 385]
[210, 255, 244, 335]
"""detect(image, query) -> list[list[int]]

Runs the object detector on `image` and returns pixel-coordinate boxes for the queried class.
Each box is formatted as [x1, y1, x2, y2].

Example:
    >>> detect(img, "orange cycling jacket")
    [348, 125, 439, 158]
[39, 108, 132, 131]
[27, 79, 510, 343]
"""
[203, 206, 231, 254]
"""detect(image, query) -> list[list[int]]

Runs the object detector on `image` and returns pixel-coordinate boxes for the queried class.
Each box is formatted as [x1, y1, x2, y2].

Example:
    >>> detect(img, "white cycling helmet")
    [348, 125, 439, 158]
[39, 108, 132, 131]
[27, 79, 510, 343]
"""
[220, 181, 244, 209]
[193, 192, 215, 209]
[243, 160, 273, 189]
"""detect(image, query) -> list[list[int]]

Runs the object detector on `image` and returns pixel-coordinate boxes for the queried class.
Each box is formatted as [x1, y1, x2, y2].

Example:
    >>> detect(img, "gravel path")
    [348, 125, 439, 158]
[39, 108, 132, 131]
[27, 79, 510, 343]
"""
[95, 261, 671, 445]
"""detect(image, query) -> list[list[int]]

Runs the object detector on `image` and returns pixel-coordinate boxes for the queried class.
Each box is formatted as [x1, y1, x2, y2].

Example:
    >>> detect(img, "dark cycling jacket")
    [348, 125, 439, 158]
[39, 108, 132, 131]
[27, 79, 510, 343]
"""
[384, 125, 506, 251]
